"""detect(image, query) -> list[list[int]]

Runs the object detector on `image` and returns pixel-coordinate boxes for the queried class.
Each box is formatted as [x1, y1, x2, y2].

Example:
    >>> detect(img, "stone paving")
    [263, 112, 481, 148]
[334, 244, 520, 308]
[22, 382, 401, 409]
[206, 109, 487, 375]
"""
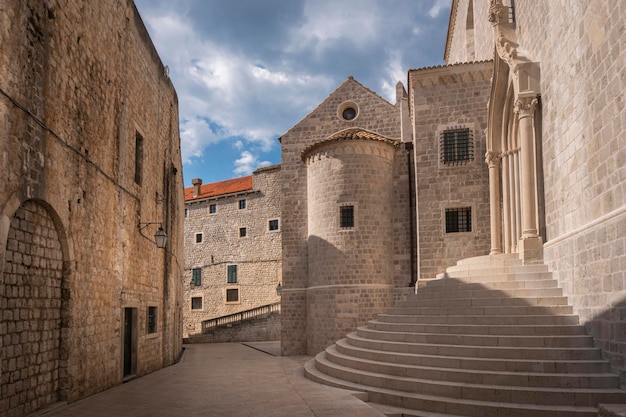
[32, 342, 387, 417]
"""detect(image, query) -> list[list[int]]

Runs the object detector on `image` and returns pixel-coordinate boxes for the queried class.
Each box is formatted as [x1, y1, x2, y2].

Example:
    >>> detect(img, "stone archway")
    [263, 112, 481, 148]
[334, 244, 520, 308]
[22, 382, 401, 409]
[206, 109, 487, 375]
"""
[0, 199, 69, 417]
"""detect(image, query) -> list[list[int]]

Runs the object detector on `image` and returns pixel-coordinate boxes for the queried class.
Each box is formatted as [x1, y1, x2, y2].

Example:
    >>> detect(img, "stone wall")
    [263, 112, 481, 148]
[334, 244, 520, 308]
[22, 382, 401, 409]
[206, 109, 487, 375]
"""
[186, 312, 280, 344]
[446, 0, 626, 382]
[508, 0, 626, 382]
[280, 77, 409, 356]
[445, 0, 494, 65]
[0, 1, 184, 414]
[183, 166, 282, 338]
[409, 61, 493, 279]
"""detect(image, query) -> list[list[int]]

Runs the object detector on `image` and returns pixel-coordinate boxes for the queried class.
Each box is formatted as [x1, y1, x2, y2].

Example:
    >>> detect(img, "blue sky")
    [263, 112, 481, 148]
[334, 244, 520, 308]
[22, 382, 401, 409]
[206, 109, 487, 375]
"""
[134, 0, 452, 186]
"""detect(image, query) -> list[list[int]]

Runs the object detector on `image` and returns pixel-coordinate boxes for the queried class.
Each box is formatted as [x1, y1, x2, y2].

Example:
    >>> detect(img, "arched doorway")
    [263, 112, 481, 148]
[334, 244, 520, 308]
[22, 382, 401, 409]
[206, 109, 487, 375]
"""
[0, 199, 69, 416]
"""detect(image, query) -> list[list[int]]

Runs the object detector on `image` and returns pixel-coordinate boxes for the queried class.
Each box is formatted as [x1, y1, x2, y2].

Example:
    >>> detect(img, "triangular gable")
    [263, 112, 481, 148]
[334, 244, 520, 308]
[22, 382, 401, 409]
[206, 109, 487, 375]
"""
[279, 76, 397, 140]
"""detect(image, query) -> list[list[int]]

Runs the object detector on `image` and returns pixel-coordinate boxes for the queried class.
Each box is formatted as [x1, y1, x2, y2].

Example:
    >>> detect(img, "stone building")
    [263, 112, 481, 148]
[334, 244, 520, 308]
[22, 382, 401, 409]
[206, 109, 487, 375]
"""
[452, 0, 625, 383]
[280, 74, 493, 356]
[304, 1, 626, 413]
[0, 1, 184, 416]
[183, 165, 282, 338]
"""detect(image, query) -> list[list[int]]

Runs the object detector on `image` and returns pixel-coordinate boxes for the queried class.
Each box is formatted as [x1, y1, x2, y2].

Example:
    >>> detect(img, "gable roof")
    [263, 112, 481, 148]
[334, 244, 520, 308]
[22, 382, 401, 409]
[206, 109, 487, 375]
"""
[279, 76, 396, 140]
[184, 176, 253, 202]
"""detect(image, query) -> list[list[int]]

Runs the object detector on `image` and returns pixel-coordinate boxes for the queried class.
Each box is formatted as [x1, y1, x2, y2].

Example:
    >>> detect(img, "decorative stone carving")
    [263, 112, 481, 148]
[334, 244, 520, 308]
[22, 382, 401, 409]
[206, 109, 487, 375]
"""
[513, 97, 539, 118]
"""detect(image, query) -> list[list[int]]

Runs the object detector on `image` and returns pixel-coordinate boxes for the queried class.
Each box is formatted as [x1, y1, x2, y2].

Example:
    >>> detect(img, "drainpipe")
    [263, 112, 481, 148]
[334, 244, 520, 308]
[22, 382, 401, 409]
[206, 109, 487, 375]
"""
[405, 142, 417, 287]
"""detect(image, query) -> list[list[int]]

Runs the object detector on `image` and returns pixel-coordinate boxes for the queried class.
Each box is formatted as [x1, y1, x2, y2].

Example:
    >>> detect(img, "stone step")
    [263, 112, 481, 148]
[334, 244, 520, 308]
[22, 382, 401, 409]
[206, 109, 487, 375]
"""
[434, 271, 552, 283]
[335, 338, 611, 374]
[367, 320, 586, 336]
[345, 333, 603, 360]
[355, 327, 594, 348]
[305, 358, 601, 417]
[386, 304, 574, 316]
[411, 286, 563, 300]
[396, 295, 569, 308]
[417, 278, 560, 292]
[376, 313, 580, 326]
[455, 253, 521, 265]
[309, 353, 625, 409]
[325, 344, 620, 388]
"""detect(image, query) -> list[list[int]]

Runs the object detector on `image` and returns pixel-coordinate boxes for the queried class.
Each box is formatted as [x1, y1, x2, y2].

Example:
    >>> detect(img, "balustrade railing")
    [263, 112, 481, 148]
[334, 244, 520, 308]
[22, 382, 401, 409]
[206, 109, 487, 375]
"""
[201, 302, 281, 333]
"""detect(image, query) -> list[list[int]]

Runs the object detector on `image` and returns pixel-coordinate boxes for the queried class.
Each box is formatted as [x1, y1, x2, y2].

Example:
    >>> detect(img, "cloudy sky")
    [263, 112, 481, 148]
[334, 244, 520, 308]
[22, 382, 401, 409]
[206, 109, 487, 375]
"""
[134, 0, 452, 186]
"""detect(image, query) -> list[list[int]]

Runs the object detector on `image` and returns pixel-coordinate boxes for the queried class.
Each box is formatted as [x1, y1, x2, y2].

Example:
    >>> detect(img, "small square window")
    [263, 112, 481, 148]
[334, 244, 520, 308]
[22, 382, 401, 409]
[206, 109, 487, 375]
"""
[268, 219, 279, 231]
[191, 297, 202, 310]
[227, 265, 237, 283]
[195, 233, 203, 243]
[445, 207, 472, 233]
[239, 227, 247, 237]
[340, 206, 354, 228]
[147, 306, 157, 333]
[239, 199, 246, 210]
[191, 268, 202, 286]
[226, 288, 239, 303]
[209, 204, 217, 214]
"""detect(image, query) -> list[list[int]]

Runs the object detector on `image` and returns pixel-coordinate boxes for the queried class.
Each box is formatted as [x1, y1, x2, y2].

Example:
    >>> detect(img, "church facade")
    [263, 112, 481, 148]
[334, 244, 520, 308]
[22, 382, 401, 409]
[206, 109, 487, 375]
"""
[282, 0, 626, 383]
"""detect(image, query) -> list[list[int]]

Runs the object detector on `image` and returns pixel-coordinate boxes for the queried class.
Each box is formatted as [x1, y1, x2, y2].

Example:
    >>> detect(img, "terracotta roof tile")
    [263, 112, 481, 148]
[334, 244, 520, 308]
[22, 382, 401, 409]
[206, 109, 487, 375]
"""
[185, 176, 253, 202]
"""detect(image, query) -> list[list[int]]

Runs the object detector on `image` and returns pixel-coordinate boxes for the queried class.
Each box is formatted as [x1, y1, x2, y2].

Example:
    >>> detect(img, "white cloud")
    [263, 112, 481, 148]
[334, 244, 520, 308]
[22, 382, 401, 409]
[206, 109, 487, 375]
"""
[179, 117, 220, 164]
[233, 151, 271, 176]
[428, 0, 451, 18]
[380, 49, 406, 102]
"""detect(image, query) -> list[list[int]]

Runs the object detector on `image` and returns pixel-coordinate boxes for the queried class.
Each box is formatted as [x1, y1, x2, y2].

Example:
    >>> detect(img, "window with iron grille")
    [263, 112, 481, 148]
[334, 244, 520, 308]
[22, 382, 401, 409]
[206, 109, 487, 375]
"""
[191, 297, 202, 310]
[445, 207, 472, 233]
[226, 288, 239, 303]
[238, 199, 246, 209]
[191, 268, 202, 286]
[440, 128, 473, 166]
[209, 204, 217, 214]
[340, 206, 354, 228]
[147, 306, 157, 333]
[227, 265, 237, 283]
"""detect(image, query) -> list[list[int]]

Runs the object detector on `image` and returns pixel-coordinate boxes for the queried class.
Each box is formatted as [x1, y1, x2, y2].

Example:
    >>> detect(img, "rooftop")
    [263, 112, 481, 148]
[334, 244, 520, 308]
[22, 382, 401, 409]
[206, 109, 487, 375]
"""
[184, 176, 253, 202]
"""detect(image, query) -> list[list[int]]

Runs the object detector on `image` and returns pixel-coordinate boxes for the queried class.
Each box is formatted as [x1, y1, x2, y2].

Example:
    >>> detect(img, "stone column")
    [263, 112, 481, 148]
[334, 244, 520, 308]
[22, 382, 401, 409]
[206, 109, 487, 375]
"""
[486, 151, 502, 254]
[514, 96, 543, 262]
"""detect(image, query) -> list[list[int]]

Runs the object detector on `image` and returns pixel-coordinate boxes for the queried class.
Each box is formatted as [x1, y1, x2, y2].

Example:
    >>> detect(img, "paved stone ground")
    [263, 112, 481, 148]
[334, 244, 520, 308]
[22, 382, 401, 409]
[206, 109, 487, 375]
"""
[32, 342, 387, 417]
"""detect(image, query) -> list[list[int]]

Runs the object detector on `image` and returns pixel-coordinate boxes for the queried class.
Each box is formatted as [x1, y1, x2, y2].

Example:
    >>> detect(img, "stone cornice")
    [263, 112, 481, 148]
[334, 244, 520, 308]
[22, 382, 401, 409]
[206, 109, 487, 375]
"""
[409, 61, 493, 89]
[301, 128, 399, 162]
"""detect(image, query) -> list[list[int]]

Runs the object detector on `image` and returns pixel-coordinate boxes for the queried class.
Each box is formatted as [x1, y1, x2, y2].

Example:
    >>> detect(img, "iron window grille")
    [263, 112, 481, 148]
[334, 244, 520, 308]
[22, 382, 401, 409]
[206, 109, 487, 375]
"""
[268, 219, 279, 231]
[238, 199, 246, 209]
[340, 206, 355, 228]
[440, 128, 473, 166]
[445, 207, 472, 233]
[209, 204, 216, 214]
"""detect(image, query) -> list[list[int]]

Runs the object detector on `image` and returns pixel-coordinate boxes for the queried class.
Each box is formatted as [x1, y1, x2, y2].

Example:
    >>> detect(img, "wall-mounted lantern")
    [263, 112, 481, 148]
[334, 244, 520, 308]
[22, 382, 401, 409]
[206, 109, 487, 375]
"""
[138, 222, 168, 249]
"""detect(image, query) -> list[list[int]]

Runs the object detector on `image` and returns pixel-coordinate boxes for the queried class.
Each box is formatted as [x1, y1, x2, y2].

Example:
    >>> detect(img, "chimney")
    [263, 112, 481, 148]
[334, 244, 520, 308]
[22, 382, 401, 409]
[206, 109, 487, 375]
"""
[192, 178, 202, 197]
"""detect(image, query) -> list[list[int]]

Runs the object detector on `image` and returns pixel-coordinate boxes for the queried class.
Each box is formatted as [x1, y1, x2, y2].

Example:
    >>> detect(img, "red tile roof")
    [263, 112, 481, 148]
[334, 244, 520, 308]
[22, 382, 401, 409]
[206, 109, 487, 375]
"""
[184, 176, 253, 202]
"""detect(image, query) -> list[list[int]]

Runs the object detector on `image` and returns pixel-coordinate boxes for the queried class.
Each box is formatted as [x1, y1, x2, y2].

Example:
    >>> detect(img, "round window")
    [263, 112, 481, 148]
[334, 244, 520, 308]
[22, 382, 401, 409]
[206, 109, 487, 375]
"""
[342, 107, 357, 120]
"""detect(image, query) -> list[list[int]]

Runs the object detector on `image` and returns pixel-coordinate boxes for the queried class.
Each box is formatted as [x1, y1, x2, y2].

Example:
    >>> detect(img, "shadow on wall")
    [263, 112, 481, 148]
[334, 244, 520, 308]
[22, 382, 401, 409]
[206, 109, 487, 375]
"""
[589, 296, 626, 385]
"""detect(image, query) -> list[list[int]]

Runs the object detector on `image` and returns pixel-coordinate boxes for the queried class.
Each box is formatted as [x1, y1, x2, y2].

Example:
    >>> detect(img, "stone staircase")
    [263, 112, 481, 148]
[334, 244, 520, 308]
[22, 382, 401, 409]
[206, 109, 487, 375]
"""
[304, 254, 626, 416]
